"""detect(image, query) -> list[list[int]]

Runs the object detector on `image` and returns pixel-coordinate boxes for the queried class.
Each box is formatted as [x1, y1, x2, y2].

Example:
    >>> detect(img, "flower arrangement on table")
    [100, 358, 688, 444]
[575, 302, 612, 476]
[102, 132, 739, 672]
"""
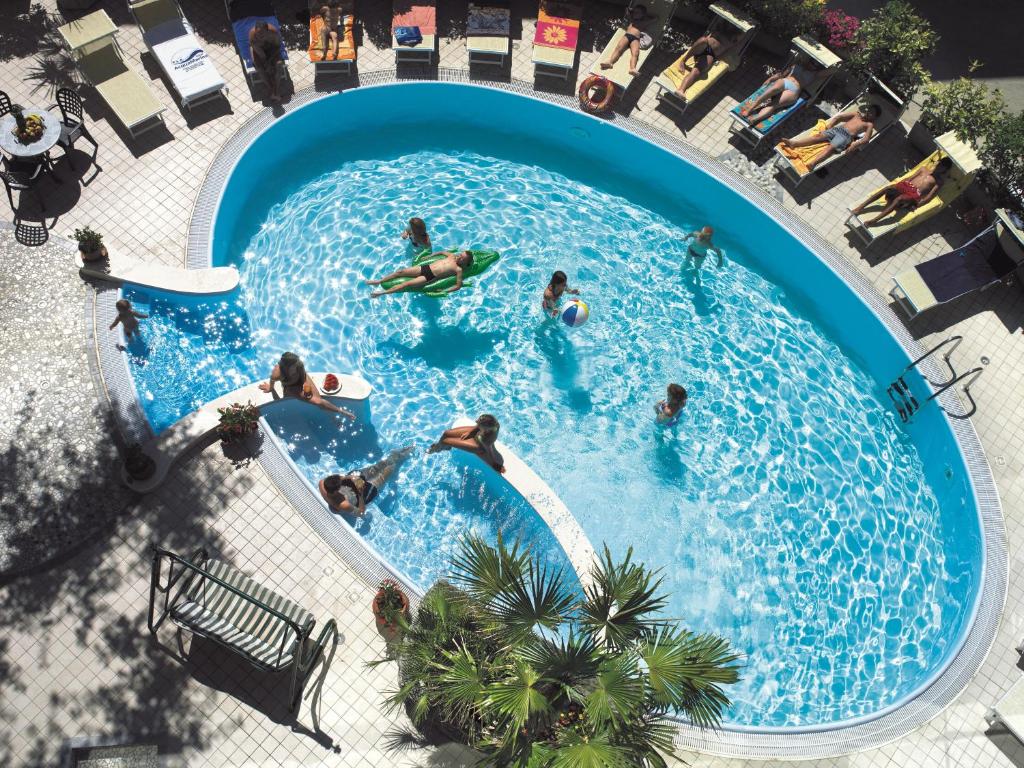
[216, 401, 260, 443]
[10, 105, 45, 144]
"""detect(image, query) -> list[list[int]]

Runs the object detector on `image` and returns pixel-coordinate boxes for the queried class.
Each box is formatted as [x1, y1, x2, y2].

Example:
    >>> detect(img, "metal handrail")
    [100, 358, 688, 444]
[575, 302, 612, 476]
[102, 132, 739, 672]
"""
[900, 335, 963, 388]
[927, 366, 984, 419]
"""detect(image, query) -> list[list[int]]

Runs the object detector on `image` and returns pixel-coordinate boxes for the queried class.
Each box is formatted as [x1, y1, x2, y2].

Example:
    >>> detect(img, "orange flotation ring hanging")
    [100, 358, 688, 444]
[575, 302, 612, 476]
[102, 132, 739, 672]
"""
[578, 74, 616, 114]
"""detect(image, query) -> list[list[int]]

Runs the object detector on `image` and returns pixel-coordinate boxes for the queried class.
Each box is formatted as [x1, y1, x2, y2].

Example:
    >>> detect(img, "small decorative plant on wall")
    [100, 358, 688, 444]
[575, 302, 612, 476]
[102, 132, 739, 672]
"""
[372, 578, 410, 638]
[216, 401, 260, 443]
[74, 226, 106, 262]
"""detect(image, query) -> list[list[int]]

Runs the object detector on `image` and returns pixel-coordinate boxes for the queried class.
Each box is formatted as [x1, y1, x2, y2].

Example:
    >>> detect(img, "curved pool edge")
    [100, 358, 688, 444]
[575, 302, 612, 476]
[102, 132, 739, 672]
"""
[98, 70, 1006, 758]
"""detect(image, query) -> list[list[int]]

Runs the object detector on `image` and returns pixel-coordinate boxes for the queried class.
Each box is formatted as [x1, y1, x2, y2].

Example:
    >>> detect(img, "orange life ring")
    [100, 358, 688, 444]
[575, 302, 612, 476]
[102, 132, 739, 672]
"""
[578, 74, 615, 114]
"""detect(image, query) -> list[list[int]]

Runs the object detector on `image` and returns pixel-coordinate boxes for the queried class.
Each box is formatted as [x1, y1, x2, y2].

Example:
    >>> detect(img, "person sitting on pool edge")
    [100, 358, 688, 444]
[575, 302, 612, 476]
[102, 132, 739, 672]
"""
[542, 270, 581, 318]
[428, 413, 505, 473]
[366, 250, 474, 297]
[654, 383, 687, 426]
[259, 351, 355, 418]
[684, 226, 723, 282]
[319, 445, 415, 516]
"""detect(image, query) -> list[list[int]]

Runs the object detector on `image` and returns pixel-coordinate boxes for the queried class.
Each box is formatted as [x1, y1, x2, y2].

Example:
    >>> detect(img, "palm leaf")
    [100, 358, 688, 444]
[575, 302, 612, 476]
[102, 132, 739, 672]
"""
[518, 632, 602, 689]
[579, 546, 668, 650]
[491, 556, 575, 640]
[451, 533, 529, 603]
[585, 655, 644, 728]
[548, 730, 632, 768]
[485, 659, 553, 729]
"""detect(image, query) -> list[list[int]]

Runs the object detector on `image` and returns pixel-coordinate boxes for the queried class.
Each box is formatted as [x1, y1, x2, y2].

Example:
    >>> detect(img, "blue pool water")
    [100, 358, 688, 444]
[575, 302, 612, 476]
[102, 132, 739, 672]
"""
[122, 84, 982, 729]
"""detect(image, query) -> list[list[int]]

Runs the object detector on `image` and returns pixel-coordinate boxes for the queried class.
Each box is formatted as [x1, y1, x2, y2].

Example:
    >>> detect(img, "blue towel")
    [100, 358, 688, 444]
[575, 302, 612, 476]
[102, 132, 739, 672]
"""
[231, 15, 289, 69]
[731, 82, 806, 136]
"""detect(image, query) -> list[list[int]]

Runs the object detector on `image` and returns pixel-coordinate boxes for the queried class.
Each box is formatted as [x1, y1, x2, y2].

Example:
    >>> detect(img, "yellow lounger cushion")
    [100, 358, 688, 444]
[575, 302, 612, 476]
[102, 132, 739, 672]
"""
[658, 51, 737, 101]
[79, 45, 163, 129]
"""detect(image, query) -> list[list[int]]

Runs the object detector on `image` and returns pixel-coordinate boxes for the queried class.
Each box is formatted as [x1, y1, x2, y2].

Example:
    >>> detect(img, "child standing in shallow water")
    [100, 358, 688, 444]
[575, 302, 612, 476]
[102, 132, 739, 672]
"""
[542, 270, 580, 318]
[654, 383, 687, 425]
[109, 299, 148, 339]
[401, 217, 432, 253]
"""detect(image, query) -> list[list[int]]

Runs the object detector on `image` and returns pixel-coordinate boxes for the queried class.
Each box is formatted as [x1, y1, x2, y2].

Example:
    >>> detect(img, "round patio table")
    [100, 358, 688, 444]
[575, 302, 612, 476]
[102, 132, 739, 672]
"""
[0, 107, 61, 158]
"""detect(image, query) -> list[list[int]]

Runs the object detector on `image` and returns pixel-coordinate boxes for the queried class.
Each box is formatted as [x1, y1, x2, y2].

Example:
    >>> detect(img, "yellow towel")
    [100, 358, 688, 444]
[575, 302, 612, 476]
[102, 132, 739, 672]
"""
[776, 119, 828, 175]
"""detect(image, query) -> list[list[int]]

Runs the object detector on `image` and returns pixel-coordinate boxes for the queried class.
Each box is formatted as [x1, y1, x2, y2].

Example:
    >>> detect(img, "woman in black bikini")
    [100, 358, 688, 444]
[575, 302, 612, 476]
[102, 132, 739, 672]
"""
[258, 351, 355, 418]
[319, 446, 415, 516]
[673, 29, 737, 102]
[599, 4, 657, 77]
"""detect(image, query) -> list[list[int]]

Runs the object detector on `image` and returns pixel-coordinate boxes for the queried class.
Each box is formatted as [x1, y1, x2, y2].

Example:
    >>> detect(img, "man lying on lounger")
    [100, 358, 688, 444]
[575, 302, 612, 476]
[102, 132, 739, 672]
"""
[851, 157, 953, 226]
[779, 104, 881, 171]
[367, 250, 474, 297]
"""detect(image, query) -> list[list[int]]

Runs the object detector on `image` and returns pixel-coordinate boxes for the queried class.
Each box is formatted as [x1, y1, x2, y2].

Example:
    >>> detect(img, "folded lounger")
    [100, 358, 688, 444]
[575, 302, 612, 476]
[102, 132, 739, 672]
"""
[845, 130, 982, 248]
[890, 212, 1024, 318]
[654, 2, 757, 117]
[57, 10, 166, 139]
[392, 1, 437, 65]
[129, 0, 228, 110]
[467, 2, 512, 66]
[774, 76, 906, 186]
[728, 35, 841, 150]
[588, 0, 678, 93]
[532, 0, 583, 80]
[987, 673, 1024, 744]
[226, 0, 290, 90]
[308, 2, 356, 73]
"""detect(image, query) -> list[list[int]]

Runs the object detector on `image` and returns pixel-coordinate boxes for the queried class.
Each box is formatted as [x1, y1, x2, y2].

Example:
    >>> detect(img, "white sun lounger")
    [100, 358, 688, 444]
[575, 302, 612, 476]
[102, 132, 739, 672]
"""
[987, 675, 1024, 744]
[467, 3, 512, 67]
[129, 0, 228, 110]
[57, 10, 166, 139]
[589, 0, 678, 92]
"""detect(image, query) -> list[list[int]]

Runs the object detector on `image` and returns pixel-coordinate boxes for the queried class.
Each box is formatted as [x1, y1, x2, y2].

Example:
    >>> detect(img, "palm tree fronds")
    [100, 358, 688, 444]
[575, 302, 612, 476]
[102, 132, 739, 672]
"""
[579, 546, 668, 650]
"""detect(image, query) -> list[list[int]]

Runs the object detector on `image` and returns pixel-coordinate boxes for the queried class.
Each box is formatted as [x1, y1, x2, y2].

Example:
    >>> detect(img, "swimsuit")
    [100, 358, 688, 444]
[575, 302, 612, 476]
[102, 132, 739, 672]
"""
[687, 237, 713, 262]
[782, 78, 800, 93]
[339, 474, 379, 509]
[419, 263, 436, 282]
[894, 180, 922, 201]
[693, 42, 717, 72]
[655, 400, 680, 426]
[822, 125, 853, 151]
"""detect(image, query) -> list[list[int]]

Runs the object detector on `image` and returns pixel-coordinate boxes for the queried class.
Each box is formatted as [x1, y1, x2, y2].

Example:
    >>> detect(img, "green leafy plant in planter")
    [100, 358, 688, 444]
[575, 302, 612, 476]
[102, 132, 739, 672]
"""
[847, 0, 936, 99]
[981, 109, 1024, 214]
[919, 67, 1006, 150]
[734, 0, 825, 41]
[216, 401, 260, 443]
[373, 578, 410, 635]
[375, 535, 741, 767]
[73, 226, 104, 258]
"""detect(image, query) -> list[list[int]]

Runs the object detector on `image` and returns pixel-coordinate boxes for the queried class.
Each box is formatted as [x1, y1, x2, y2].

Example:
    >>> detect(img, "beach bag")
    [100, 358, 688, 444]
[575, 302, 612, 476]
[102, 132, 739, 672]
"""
[395, 26, 423, 46]
[638, 31, 654, 50]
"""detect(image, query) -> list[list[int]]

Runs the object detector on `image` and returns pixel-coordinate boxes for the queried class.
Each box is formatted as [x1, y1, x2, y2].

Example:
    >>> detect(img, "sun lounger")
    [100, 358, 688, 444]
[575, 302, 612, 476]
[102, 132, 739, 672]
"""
[226, 0, 290, 91]
[589, 0, 678, 92]
[532, 1, 583, 80]
[775, 77, 906, 186]
[845, 130, 982, 248]
[57, 10, 166, 139]
[987, 674, 1024, 743]
[729, 36, 841, 150]
[654, 2, 757, 117]
[307, 2, 356, 73]
[129, 0, 228, 110]
[467, 3, 511, 66]
[889, 213, 1024, 318]
[392, 1, 437, 65]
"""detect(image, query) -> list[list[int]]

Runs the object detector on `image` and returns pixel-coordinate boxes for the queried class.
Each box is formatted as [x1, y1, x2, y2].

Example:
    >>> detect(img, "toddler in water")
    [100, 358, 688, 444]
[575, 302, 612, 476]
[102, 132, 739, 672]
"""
[542, 270, 580, 318]
[109, 299, 148, 339]
[401, 217, 432, 253]
[318, 2, 342, 59]
[654, 383, 687, 426]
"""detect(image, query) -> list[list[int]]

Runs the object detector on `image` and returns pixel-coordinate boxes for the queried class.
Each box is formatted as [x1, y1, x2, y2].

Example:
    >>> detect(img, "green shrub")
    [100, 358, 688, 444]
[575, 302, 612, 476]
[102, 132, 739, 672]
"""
[919, 74, 1006, 150]
[848, 0, 937, 98]
[981, 110, 1024, 213]
[734, 0, 825, 40]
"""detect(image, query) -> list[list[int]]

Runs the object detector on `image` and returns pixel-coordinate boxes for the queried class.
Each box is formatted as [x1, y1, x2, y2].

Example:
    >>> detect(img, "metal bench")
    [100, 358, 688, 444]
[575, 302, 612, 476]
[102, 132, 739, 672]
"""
[148, 547, 336, 711]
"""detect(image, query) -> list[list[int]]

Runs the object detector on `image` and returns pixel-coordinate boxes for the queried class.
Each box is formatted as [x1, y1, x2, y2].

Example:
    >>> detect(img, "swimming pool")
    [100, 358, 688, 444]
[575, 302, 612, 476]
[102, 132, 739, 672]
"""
[121, 83, 990, 733]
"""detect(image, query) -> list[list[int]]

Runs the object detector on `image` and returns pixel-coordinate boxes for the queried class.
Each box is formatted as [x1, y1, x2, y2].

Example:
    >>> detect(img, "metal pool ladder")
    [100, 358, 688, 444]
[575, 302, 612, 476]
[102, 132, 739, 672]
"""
[887, 335, 984, 422]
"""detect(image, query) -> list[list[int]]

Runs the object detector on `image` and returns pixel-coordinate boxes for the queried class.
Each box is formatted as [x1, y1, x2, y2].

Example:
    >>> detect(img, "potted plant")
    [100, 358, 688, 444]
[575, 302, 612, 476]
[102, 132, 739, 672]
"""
[74, 226, 107, 262]
[846, 0, 936, 101]
[919, 70, 1006, 150]
[124, 442, 156, 482]
[817, 8, 860, 57]
[216, 401, 260, 443]
[981, 109, 1024, 213]
[372, 578, 409, 637]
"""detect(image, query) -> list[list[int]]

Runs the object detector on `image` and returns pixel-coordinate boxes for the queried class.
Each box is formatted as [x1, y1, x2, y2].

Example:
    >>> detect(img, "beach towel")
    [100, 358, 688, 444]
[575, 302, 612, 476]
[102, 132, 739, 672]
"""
[776, 119, 828, 174]
[308, 13, 355, 62]
[232, 15, 288, 69]
[393, 4, 436, 34]
[467, 4, 510, 35]
[536, 4, 579, 50]
[732, 81, 805, 134]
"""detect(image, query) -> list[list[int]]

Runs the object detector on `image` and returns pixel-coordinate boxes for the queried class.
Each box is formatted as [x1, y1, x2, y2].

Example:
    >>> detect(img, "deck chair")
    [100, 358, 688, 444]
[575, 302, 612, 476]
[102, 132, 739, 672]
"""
[57, 10, 166, 139]
[226, 0, 290, 92]
[890, 210, 1024, 318]
[588, 0, 678, 92]
[987, 675, 1024, 744]
[392, 1, 437, 65]
[532, 0, 583, 80]
[654, 2, 757, 117]
[467, 2, 511, 66]
[728, 35, 841, 150]
[775, 76, 906, 186]
[129, 0, 228, 110]
[845, 130, 982, 247]
[307, 1, 356, 74]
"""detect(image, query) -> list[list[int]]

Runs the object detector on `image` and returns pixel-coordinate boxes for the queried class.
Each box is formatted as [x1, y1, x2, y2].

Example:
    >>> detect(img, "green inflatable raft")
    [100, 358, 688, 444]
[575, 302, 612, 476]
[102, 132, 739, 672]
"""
[381, 248, 501, 298]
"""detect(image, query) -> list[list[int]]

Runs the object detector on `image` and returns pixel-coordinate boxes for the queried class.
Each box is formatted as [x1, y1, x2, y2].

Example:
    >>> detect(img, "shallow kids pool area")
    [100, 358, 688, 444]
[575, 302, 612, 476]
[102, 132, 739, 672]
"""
[117, 82, 1003, 744]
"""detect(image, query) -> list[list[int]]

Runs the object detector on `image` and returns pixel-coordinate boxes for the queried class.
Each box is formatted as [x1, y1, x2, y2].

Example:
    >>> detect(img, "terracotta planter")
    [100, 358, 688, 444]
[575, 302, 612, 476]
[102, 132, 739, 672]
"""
[373, 588, 410, 637]
[80, 245, 107, 263]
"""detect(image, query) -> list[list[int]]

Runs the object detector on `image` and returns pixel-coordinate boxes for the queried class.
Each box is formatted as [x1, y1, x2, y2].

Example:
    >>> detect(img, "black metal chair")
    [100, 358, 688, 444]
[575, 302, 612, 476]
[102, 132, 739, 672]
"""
[54, 88, 98, 170]
[1, 157, 49, 213]
[0, 90, 11, 119]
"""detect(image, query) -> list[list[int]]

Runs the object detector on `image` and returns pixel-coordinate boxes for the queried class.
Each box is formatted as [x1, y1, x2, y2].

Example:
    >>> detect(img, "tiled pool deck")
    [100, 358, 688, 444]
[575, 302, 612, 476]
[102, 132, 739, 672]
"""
[2, 1, 1024, 766]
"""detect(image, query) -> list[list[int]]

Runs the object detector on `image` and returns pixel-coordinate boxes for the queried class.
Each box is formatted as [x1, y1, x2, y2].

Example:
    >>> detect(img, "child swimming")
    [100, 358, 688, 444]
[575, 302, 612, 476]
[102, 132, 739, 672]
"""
[542, 270, 580, 318]
[109, 299, 148, 339]
[401, 217, 432, 253]
[654, 383, 687, 426]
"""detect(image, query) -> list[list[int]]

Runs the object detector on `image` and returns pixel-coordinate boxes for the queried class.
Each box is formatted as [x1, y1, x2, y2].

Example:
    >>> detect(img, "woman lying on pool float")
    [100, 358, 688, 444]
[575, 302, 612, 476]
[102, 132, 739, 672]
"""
[366, 248, 501, 298]
[319, 445, 415, 516]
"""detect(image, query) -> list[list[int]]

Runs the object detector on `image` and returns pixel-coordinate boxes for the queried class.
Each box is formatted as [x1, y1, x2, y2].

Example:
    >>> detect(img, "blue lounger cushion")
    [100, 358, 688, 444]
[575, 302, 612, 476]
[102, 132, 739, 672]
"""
[731, 82, 806, 136]
[232, 15, 289, 70]
[915, 227, 1015, 303]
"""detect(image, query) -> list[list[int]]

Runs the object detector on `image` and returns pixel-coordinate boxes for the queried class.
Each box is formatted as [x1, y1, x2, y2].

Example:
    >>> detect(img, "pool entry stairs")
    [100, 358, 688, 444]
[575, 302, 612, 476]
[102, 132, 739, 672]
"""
[887, 335, 984, 422]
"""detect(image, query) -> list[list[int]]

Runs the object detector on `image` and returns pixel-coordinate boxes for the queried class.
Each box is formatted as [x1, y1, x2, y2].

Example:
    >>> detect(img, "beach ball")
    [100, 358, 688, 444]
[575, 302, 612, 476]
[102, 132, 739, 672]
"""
[561, 299, 589, 327]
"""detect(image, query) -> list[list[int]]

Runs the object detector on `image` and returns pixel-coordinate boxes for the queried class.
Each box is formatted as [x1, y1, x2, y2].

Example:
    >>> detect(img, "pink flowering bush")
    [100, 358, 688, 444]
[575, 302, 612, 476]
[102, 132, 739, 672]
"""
[820, 9, 860, 52]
